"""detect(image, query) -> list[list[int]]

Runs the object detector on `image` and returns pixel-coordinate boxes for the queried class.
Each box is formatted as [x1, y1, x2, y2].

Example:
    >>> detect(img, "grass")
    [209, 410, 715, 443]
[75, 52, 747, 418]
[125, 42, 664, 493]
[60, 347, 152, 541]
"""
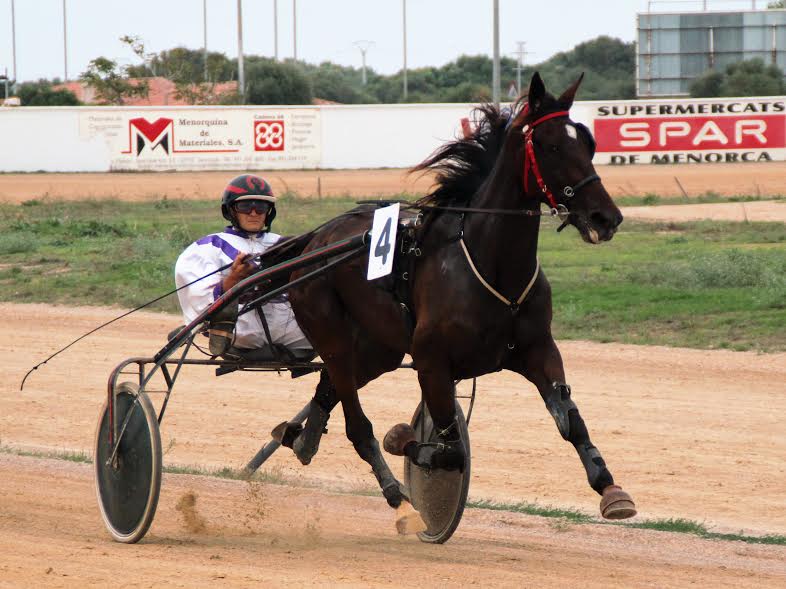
[0, 196, 784, 351]
[3, 442, 784, 546]
[539, 218, 786, 351]
[466, 497, 786, 545]
[613, 192, 786, 207]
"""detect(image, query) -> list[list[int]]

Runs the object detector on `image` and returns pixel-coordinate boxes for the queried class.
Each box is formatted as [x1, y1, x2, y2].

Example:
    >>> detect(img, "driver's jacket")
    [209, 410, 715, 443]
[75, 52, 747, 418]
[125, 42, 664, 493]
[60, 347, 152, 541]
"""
[175, 226, 311, 350]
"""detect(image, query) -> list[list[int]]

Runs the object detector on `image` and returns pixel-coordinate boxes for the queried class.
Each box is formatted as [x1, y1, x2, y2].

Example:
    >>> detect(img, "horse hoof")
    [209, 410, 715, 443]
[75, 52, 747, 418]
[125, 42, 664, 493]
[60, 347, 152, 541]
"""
[600, 485, 637, 520]
[270, 421, 303, 449]
[383, 423, 417, 456]
[292, 435, 316, 466]
[395, 500, 427, 535]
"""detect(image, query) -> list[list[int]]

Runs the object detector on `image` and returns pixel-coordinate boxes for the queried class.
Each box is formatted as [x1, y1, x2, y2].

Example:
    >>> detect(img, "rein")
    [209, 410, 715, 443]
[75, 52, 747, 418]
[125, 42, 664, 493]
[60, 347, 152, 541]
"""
[411, 203, 558, 217]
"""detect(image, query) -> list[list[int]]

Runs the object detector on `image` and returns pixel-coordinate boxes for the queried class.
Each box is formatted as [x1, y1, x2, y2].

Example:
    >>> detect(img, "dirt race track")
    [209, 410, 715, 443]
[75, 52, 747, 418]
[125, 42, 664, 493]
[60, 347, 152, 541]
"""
[1, 161, 786, 202]
[1, 165, 785, 586]
[1, 304, 785, 587]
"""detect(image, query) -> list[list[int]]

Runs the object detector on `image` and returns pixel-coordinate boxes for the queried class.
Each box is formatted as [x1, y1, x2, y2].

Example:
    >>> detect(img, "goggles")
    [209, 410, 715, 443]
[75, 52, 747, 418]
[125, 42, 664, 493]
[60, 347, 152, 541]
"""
[233, 200, 272, 215]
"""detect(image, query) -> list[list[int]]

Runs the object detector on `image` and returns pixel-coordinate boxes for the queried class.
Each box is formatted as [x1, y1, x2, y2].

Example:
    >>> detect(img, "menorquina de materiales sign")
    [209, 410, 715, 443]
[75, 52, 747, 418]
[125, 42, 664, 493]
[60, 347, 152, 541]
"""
[79, 108, 321, 171]
[591, 98, 786, 165]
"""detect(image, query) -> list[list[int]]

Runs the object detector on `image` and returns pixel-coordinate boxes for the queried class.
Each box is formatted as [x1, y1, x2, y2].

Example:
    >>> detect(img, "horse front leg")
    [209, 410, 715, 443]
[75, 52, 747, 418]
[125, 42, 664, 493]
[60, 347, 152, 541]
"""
[514, 337, 636, 520]
[387, 342, 466, 472]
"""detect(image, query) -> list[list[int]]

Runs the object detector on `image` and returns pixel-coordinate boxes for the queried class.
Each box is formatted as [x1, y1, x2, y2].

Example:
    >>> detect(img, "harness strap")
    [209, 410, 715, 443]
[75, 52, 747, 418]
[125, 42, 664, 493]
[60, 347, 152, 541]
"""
[522, 110, 570, 210]
[459, 238, 540, 309]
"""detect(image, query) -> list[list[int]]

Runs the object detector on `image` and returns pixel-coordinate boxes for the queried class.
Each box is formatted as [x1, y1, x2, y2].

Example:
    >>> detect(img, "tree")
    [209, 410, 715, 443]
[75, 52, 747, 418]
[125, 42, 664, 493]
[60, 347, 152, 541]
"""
[440, 81, 491, 103]
[690, 58, 784, 97]
[127, 46, 236, 84]
[768, 1, 785, 8]
[80, 57, 149, 105]
[244, 58, 312, 105]
[304, 61, 378, 104]
[690, 71, 724, 97]
[724, 59, 784, 96]
[531, 36, 636, 100]
[86, 34, 638, 106]
[16, 80, 80, 106]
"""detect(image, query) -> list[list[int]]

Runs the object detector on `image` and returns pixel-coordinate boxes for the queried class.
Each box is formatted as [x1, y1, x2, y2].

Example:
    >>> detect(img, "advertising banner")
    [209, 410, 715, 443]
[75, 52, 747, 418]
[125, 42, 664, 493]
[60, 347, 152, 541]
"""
[79, 108, 321, 171]
[590, 99, 786, 165]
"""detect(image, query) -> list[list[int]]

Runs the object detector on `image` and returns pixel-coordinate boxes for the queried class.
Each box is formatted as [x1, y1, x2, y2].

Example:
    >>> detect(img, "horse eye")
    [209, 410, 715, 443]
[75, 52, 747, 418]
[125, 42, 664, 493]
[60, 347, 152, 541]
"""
[550, 145, 559, 153]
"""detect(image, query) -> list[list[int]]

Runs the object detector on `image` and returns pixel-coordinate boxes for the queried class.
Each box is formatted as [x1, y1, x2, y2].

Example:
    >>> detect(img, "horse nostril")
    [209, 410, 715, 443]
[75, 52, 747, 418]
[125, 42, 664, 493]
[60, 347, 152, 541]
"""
[590, 211, 611, 229]
[590, 210, 623, 231]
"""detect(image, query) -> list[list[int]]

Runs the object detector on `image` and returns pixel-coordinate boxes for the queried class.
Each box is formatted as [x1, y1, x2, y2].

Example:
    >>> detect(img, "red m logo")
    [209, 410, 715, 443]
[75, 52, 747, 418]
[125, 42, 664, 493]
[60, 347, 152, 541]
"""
[128, 117, 174, 155]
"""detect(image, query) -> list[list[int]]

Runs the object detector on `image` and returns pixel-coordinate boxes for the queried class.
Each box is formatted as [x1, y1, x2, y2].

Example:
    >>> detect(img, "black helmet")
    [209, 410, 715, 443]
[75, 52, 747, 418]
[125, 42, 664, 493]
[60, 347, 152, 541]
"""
[221, 174, 277, 230]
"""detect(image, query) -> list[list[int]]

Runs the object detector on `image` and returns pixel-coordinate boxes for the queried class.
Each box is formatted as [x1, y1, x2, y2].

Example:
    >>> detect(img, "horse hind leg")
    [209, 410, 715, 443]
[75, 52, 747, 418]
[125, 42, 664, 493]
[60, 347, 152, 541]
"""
[291, 329, 405, 466]
[341, 405, 426, 534]
[290, 369, 336, 465]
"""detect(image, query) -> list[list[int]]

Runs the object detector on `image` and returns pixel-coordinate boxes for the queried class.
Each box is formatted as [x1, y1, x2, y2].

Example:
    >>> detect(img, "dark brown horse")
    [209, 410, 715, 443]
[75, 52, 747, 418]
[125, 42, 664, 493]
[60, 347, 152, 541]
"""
[286, 72, 635, 531]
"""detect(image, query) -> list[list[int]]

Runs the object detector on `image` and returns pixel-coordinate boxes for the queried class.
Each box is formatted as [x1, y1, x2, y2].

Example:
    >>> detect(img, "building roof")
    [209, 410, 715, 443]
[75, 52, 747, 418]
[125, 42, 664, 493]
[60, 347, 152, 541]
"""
[54, 77, 238, 106]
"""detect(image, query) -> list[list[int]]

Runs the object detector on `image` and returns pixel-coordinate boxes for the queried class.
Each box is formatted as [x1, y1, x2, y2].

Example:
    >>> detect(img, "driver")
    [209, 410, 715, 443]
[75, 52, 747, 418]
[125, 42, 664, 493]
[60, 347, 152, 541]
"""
[174, 174, 311, 353]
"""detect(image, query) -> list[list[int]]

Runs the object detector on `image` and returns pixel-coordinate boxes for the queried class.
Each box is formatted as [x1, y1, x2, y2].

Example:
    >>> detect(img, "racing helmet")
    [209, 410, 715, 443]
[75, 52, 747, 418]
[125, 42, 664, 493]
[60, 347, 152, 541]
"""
[221, 174, 277, 230]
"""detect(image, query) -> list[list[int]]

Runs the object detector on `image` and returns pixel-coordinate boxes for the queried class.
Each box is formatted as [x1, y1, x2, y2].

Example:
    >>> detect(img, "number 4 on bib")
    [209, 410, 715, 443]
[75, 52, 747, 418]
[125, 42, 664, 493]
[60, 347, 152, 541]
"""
[367, 203, 400, 280]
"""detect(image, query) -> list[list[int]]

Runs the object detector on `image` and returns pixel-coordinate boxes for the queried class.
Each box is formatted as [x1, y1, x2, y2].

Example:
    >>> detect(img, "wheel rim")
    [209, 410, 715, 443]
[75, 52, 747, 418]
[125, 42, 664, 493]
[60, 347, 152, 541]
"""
[94, 384, 161, 542]
[404, 401, 470, 543]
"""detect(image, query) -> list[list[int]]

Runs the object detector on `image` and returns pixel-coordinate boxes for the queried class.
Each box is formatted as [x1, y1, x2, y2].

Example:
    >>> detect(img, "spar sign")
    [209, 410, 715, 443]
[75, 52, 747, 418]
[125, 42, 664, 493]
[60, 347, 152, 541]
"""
[592, 99, 786, 165]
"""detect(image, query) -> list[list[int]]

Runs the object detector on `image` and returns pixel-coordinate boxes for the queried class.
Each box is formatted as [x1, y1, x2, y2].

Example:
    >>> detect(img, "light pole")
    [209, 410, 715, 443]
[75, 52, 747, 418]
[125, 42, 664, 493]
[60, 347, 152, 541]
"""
[203, 0, 208, 81]
[293, 0, 297, 61]
[354, 40, 374, 85]
[273, 0, 278, 60]
[1, 68, 8, 101]
[11, 0, 17, 82]
[237, 0, 245, 102]
[62, 0, 68, 81]
[492, 0, 500, 106]
[402, 0, 408, 101]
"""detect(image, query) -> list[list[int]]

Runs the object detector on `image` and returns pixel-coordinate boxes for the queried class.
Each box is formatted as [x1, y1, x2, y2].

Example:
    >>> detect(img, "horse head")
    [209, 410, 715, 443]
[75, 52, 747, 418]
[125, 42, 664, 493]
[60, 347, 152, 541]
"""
[509, 72, 623, 244]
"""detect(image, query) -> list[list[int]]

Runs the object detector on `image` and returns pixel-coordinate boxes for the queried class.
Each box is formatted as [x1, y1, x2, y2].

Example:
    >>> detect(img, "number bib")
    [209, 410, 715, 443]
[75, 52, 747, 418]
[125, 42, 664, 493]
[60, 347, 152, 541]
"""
[367, 204, 399, 280]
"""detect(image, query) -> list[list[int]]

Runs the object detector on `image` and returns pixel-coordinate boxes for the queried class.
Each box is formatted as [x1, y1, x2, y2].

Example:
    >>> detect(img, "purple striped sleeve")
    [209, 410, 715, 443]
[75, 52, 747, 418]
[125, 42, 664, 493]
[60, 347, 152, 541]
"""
[196, 235, 240, 261]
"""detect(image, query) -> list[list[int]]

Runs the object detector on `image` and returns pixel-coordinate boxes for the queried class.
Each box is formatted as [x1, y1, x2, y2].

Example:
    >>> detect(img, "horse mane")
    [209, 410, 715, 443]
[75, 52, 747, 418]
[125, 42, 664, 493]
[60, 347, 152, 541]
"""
[412, 101, 523, 207]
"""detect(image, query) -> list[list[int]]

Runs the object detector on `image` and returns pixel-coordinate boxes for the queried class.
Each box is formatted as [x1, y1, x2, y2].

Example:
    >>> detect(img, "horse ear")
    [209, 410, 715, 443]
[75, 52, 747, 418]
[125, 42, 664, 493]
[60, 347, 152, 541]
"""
[528, 72, 546, 112]
[557, 72, 585, 107]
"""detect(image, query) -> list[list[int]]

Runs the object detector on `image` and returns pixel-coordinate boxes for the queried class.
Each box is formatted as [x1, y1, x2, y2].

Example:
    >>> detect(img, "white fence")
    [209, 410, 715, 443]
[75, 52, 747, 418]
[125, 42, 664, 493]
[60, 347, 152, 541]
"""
[0, 97, 783, 172]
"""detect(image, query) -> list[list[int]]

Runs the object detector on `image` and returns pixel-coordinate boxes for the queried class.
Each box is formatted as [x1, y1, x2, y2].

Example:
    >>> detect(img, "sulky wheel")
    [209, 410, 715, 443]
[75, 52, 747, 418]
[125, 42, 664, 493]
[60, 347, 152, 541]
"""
[94, 381, 162, 543]
[403, 400, 471, 544]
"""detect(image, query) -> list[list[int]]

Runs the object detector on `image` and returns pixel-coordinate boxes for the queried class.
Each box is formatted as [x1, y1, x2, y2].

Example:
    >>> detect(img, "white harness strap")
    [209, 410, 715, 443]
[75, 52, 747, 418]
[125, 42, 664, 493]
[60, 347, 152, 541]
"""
[459, 238, 540, 308]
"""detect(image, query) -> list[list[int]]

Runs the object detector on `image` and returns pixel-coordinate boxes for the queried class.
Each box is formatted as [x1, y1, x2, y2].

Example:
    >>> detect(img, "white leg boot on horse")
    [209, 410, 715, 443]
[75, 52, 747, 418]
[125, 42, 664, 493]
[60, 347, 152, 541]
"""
[514, 336, 637, 520]
[289, 279, 425, 534]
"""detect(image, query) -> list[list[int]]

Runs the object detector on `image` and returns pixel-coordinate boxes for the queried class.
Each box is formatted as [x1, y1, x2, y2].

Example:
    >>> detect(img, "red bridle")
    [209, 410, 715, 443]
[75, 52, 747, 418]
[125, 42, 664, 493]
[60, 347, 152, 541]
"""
[520, 107, 600, 214]
[522, 109, 570, 211]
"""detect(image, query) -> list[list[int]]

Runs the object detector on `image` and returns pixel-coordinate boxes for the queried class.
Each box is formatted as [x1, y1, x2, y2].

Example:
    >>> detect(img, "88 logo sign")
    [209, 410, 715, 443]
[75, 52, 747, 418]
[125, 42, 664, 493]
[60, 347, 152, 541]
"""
[254, 120, 285, 151]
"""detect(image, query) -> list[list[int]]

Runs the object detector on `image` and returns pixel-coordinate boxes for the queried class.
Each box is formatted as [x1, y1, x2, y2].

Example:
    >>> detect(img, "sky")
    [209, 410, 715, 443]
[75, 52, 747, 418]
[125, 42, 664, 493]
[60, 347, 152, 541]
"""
[0, 0, 772, 83]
